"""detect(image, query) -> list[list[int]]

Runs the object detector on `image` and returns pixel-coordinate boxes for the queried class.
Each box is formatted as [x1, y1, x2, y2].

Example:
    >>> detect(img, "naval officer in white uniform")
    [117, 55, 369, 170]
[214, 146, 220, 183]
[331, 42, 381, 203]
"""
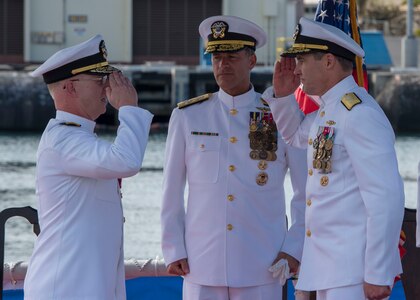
[262, 18, 404, 300]
[161, 15, 307, 300]
[24, 35, 153, 300]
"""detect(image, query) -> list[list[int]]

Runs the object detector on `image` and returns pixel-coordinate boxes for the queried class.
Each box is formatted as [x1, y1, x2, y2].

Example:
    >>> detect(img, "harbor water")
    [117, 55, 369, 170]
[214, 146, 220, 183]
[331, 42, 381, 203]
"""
[0, 130, 419, 263]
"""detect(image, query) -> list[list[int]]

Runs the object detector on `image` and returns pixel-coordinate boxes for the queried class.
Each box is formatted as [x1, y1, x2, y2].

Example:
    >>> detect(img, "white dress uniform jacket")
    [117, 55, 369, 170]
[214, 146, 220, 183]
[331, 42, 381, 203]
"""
[24, 107, 153, 300]
[161, 87, 307, 287]
[263, 76, 404, 291]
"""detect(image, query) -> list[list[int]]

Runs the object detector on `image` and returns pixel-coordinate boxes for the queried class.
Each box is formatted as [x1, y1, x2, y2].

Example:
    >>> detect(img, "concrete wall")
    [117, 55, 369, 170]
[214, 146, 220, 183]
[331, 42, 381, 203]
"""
[222, 0, 297, 66]
[385, 36, 420, 68]
[24, 0, 132, 63]
[23, 0, 300, 66]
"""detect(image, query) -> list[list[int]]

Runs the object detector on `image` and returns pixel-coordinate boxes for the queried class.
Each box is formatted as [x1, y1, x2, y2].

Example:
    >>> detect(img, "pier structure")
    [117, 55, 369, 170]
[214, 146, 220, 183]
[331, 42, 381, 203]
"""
[0, 64, 419, 132]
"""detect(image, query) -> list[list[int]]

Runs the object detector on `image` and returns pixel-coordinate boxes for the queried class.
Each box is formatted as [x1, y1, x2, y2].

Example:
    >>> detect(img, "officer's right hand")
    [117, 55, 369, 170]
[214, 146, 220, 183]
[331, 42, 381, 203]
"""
[167, 258, 190, 276]
[272, 57, 300, 98]
[272, 251, 299, 274]
[364, 282, 391, 300]
[106, 71, 138, 110]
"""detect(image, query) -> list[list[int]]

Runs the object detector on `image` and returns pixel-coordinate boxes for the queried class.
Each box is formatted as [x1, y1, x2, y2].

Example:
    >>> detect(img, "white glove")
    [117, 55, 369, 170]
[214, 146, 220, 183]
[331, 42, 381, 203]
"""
[268, 258, 292, 286]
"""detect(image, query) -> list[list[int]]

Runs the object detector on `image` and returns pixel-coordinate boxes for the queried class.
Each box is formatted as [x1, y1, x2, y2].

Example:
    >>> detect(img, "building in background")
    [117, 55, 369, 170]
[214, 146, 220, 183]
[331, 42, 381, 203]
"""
[0, 0, 301, 67]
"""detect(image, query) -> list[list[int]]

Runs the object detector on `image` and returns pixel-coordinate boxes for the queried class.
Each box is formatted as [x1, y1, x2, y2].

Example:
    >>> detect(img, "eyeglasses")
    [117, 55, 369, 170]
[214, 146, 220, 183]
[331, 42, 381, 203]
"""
[70, 75, 109, 86]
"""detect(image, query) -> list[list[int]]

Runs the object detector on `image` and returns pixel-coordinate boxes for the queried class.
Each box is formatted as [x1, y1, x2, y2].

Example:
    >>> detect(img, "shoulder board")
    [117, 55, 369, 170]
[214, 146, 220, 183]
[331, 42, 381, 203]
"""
[59, 122, 81, 127]
[177, 93, 212, 109]
[260, 98, 269, 107]
[341, 93, 362, 111]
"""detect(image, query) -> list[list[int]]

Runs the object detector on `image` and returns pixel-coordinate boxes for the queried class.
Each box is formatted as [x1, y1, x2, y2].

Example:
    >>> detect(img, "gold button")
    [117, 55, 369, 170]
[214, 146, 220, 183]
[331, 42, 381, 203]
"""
[306, 229, 311, 237]
[320, 175, 329, 186]
[229, 136, 238, 143]
[227, 194, 234, 201]
[308, 138, 313, 146]
[230, 108, 238, 115]
[320, 111, 325, 117]
[227, 224, 233, 231]
[258, 160, 268, 170]
[229, 165, 236, 172]
[307, 199, 312, 206]
[256, 171, 268, 186]
[308, 169, 313, 176]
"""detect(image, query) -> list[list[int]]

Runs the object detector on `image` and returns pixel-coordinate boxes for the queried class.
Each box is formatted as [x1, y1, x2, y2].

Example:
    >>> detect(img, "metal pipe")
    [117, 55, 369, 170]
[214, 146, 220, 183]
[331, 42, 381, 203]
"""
[407, 0, 413, 38]
[401, 0, 418, 68]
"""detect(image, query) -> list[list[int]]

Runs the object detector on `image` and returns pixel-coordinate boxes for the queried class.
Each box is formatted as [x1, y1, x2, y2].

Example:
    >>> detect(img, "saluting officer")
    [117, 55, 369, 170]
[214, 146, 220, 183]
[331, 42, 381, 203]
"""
[263, 18, 404, 300]
[160, 15, 307, 300]
[24, 35, 153, 300]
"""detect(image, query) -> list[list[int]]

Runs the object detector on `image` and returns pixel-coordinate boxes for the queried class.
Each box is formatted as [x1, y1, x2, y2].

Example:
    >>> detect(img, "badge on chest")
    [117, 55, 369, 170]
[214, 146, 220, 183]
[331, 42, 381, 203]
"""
[249, 111, 278, 186]
[249, 112, 278, 161]
[312, 126, 335, 174]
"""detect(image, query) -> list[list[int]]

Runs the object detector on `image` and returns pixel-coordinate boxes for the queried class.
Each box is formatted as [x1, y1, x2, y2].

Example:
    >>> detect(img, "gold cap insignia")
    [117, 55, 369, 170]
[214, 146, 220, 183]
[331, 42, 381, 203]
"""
[293, 24, 301, 41]
[211, 21, 228, 39]
[100, 40, 108, 59]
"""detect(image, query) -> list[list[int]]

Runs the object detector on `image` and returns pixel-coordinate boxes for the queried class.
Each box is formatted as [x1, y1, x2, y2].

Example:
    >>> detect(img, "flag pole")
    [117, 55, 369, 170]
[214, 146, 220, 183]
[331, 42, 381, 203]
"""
[349, 0, 365, 87]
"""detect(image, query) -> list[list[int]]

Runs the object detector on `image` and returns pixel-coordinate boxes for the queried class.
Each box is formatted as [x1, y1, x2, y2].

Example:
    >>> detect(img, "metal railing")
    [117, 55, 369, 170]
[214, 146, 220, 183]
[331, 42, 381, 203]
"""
[2, 207, 416, 299]
[0, 207, 40, 300]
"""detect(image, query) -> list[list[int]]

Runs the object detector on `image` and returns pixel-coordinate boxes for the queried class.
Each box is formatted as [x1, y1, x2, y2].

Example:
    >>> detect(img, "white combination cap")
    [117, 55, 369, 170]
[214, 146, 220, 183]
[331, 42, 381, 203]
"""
[282, 17, 364, 61]
[30, 34, 119, 84]
[199, 15, 267, 54]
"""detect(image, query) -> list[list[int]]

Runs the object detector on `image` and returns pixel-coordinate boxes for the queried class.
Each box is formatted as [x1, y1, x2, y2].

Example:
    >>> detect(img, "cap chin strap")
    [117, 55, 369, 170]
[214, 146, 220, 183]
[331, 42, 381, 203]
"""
[292, 43, 329, 51]
[72, 61, 109, 75]
[207, 40, 255, 47]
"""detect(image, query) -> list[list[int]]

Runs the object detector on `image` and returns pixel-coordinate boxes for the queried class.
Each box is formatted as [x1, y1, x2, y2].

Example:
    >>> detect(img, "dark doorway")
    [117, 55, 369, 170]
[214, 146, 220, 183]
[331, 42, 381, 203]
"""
[0, 0, 24, 64]
[132, 0, 222, 65]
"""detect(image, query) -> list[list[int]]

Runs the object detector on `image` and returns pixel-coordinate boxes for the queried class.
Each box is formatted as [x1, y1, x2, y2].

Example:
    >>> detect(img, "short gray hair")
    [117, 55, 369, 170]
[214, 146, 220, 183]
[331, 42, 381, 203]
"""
[312, 51, 353, 72]
[243, 47, 255, 57]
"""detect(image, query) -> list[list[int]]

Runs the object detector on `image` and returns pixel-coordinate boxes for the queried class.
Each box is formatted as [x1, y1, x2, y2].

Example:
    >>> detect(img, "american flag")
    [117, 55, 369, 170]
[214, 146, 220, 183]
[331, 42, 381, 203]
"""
[295, 0, 368, 114]
[314, 0, 353, 35]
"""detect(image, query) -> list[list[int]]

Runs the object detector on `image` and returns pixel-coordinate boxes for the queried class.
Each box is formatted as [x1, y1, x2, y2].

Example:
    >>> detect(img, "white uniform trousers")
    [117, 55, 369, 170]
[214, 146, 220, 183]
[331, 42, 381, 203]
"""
[183, 281, 283, 300]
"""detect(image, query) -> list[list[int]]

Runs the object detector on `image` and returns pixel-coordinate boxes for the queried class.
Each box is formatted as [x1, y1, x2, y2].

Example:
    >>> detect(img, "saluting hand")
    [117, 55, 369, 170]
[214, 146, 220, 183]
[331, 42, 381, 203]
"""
[167, 258, 190, 276]
[106, 71, 138, 110]
[272, 57, 300, 98]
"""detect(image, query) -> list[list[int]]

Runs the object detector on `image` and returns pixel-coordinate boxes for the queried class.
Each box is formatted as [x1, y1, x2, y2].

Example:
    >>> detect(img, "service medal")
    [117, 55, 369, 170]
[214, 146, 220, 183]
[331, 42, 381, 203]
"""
[258, 160, 268, 170]
[325, 139, 333, 151]
[249, 111, 278, 162]
[250, 150, 259, 160]
[312, 126, 335, 173]
[320, 175, 329, 186]
[268, 152, 277, 161]
[256, 172, 268, 186]
[259, 150, 268, 160]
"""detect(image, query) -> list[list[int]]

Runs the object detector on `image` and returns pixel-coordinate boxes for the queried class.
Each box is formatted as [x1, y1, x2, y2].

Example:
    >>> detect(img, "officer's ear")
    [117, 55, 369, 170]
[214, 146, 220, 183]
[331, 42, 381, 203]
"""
[62, 80, 77, 96]
[324, 53, 337, 70]
[248, 53, 257, 69]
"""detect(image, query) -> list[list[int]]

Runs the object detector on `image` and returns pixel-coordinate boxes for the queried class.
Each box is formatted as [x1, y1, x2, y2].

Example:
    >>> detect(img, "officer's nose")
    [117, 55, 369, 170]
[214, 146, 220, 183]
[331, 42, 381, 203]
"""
[219, 57, 230, 67]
